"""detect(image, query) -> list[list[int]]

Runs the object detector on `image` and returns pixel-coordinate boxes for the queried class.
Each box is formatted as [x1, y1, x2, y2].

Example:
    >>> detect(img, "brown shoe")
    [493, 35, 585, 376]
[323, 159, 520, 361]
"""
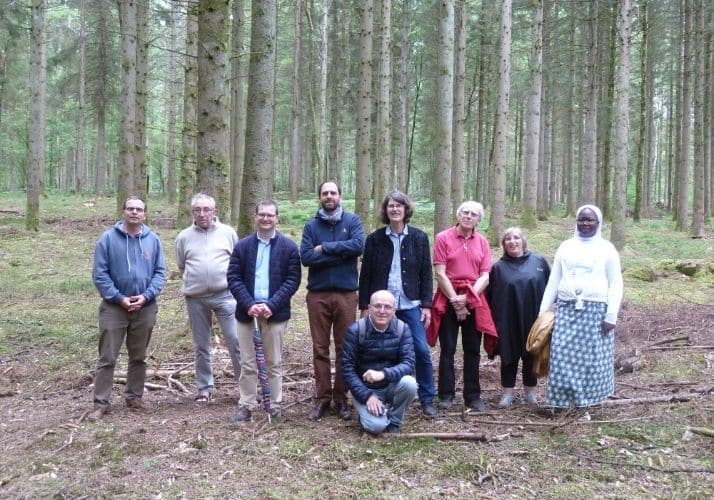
[334, 401, 352, 421]
[308, 401, 330, 421]
[126, 398, 147, 411]
[87, 406, 107, 422]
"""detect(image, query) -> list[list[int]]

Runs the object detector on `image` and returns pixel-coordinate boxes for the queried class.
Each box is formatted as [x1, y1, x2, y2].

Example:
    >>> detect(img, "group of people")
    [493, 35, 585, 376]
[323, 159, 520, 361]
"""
[86, 183, 623, 436]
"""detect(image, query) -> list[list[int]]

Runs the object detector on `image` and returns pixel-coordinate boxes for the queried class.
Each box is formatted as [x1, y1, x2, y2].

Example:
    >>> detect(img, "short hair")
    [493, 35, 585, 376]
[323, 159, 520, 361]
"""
[500, 227, 528, 252]
[380, 190, 414, 225]
[123, 196, 145, 210]
[255, 199, 279, 216]
[456, 201, 485, 219]
[190, 193, 216, 209]
[318, 180, 341, 196]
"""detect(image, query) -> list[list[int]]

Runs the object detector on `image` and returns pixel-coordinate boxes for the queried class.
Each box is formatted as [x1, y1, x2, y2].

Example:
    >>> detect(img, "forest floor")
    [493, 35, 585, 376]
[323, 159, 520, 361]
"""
[0, 194, 713, 498]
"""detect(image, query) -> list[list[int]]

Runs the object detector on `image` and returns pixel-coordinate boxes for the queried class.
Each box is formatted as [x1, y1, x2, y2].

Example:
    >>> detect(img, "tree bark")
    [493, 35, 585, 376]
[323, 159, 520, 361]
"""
[134, 0, 148, 201]
[238, 0, 277, 236]
[117, 0, 137, 215]
[230, 0, 246, 223]
[690, 0, 705, 237]
[374, 0, 392, 222]
[581, 0, 599, 206]
[395, 0, 410, 192]
[165, 5, 179, 204]
[610, 0, 632, 250]
[451, 0, 466, 214]
[676, 0, 692, 231]
[433, 0, 454, 235]
[26, 0, 46, 231]
[75, 0, 86, 194]
[289, 0, 303, 203]
[355, 0, 373, 224]
[489, 0, 511, 245]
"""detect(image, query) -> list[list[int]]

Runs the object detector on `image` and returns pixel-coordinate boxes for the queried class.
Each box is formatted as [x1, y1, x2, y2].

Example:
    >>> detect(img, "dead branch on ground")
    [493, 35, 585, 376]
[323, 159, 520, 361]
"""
[394, 431, 488, 442]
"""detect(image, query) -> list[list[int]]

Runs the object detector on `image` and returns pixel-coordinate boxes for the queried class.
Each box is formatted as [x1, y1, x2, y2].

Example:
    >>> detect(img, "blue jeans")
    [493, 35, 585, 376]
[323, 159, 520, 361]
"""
[396, 307, 435, 406]
[353, 375, 418, 434]
[185, 290, 241, 392]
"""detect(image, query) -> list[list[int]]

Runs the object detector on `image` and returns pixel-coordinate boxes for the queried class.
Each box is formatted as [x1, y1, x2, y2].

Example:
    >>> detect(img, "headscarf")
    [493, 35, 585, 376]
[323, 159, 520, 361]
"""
[575, 204, 602, 241]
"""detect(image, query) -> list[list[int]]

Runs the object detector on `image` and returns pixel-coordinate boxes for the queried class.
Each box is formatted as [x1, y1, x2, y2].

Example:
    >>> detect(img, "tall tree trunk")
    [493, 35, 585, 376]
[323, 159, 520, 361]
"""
[433, 0, 454, 234]
[26, 0, 46, 231]
[704, 6, 713, 218]
[289, 0, 303, 203]
[134, 0, 148, 201]
[230, 0, 246, 223]
[676, 0, 692, 231]
[451, 0, 466, 214]
[355, 0, 373, 224]
[178, 3, 198, 226]
[690, 0, 705, 237]
[238, 0, 276, 236]
[396, 0, 410, 191]
[117, 0, 137, 215]
[489, 0, 511, 245]
[93, 2, 108, 193]
[521, 0, 543, 228]
[564, 7, 577, 216]
[374, 0, 392, 221]
[165, 5, 179, 204]
[318, 0, 328, 179]
[598, 1, 617, 217]
[610, 0, 632, 250]
[581, 0, 599, 205]
[634, 0, 649, 221]
[75, 0, 86, 194]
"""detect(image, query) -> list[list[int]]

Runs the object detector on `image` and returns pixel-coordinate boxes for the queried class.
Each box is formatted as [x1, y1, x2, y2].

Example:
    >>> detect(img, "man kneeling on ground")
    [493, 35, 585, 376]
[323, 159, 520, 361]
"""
[341, 290, 417, 435]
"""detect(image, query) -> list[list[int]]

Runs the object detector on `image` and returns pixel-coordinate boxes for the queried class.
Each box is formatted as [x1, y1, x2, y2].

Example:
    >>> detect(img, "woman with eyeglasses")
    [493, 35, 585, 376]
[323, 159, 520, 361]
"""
[538, 205, 623, 409]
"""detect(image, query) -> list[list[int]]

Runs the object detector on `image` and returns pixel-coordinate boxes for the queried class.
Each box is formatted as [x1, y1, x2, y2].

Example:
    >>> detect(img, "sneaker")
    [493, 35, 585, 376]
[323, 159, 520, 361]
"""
[229, 406, 252, 423]
[466, 398, 486, 412]
[437, 397, 454, 410]
[87, 406, 107, 422]
[421, 403, 437, 418]
[385, 423, 401, 434]
[498, 393, 514, 408]
[126, 398, 147, 411]
[523, 393, 539, 406]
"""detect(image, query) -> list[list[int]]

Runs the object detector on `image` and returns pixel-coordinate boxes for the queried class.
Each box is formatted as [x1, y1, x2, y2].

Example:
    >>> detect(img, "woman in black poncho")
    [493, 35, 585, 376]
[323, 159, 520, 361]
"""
[487, 227, 550, 407]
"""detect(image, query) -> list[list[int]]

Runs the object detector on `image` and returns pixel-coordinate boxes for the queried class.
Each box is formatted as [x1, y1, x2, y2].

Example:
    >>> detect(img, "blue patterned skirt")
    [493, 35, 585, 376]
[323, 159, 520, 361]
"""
[546, 300, 614, 408]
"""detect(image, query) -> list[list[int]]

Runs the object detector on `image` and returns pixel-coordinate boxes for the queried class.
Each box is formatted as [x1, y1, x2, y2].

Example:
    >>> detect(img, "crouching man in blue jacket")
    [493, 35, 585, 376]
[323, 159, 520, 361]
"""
[341, 290, 417, 435]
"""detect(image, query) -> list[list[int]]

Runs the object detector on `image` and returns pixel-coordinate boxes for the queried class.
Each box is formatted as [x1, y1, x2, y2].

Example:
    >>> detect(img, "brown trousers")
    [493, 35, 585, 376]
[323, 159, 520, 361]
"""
[306, 290, 357, 403]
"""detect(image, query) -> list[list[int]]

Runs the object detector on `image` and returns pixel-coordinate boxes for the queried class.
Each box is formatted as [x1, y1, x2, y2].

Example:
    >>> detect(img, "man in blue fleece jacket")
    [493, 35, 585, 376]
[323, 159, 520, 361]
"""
[88, 197, 166, 421]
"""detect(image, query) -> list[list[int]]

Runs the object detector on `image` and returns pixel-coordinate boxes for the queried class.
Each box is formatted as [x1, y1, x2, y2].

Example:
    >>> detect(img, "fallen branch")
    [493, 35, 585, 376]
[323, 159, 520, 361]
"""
[114, 369, 187, 379]
[647, 335, 690, 347]
[686, 426, 714, 438]
[645, 345, 714, 351]
[573, 451, 714, 475]
[167, 376, 190, 394]
[170, 362, 194, 378]
[394, 431, 487, 442]
[599, 393, 703, 406]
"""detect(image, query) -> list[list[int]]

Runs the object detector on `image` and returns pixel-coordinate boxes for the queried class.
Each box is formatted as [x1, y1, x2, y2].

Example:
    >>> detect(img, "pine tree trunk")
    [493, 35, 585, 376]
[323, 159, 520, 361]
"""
[93, 2, 108, 194]
[489, 0, 511, 245]
[690, 0, 705, 237]
[75, 0, 86, 194]
[433, 0, 454, 234]
[177, 3, 198, 227]
[676, 0, 692, 231]
[611, 0, 632, 250]
[117, 0, 137, 215]
[581, 0, 599, 206]
[521, 0, 542, 228]
[451, 0, 466, 215]
[396, 0, 410, 192]
[134, 0, 148, 200]
[230, 0, 246, 223]
[165, 6, 179, 204]
[355, 0, 373, 224]
[26, 0, 46, 231]
[289, 0, 303, 203]
[238, 0, 276, 236]
[374, 0, 392, 222]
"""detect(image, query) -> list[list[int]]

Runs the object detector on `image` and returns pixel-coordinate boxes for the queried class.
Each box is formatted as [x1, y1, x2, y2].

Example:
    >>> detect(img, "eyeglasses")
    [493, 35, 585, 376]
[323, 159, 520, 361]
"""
[256, 213, 277, 219]
[192, 207, 214, 214]
[125, 207, 144, 213]
[369, 303, 394, 311]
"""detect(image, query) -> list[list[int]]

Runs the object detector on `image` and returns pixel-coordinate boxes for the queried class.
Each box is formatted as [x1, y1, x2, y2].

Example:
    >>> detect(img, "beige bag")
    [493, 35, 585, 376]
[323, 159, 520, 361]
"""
[527, 310, 555, 378]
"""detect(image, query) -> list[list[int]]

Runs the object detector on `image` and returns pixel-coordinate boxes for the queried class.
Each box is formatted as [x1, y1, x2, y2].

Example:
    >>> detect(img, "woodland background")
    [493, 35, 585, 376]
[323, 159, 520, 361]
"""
[3, 0, 714, 241]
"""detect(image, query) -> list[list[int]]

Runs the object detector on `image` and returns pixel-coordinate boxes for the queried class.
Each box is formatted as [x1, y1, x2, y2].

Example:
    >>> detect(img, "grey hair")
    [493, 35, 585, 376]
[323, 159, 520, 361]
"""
[456, 201, 485, 220]
[190, 193, 216, 209]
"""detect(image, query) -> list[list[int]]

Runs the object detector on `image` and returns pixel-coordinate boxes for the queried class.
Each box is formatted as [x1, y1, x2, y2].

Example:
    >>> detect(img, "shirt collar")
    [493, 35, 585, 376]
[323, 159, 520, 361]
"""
[386, 225, 409, 237]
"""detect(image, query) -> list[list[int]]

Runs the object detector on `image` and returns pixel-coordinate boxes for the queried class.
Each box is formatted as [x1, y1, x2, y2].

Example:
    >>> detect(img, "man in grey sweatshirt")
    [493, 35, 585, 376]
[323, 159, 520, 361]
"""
[176, 193, 241, 403]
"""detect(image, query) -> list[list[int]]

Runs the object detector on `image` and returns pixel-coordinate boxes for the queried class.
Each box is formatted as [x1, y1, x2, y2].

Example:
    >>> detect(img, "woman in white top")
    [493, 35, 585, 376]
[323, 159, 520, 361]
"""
[539, 205, 623, 408]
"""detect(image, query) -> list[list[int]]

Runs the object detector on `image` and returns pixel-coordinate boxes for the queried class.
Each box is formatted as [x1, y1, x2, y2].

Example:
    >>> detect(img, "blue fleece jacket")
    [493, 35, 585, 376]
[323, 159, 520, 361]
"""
[300, 209, 364, 291]
[92, 221, 166, 304]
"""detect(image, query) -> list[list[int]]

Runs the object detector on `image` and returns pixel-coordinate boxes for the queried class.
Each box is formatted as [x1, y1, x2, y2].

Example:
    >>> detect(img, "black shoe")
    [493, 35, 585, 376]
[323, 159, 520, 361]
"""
[465, 398, 486, 412]
[334, 401, 352, 421]
[385, 423, 401, 434]
[307, 401, 330, 421]
[228, 406, 252, 423]
[422, 403, 437, 418]
[437, 396, 454, 410]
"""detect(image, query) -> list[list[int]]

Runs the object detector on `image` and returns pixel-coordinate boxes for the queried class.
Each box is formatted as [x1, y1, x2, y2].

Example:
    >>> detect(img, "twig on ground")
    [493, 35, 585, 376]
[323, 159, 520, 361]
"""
[283, 394, 312, 410]
[394, 431, 487, 441]
[598, 393, 705, 406]
[170, 361, 194, 377]
[686, 426, 714, 438]
[572, 451, 714, 474]
[465, 415, 656, 427]
[167, 376, 190, 394]
[673, 294, 713, 307]
[645, 345, 714, 351]
[54, 432, 75, 453]
[647, 335, 690, 347]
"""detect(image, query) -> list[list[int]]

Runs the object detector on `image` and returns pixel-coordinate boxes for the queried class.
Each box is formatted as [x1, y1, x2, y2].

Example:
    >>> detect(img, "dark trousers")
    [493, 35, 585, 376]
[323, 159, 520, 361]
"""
[500, 353, 537, 388]
[437, 303, 482, 403]
[306, 290, 357, 403]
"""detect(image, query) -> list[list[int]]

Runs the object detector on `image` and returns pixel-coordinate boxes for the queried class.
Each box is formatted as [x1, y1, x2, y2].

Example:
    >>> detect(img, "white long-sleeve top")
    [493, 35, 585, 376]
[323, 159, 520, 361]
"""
[539, 236, 623, 324]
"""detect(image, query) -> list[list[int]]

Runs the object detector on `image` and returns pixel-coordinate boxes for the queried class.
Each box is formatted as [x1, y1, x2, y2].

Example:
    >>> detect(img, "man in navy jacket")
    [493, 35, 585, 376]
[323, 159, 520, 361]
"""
[300, 180, 364, 421]
[227, 200, 301, 423]
[342, 290, 417, 435]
